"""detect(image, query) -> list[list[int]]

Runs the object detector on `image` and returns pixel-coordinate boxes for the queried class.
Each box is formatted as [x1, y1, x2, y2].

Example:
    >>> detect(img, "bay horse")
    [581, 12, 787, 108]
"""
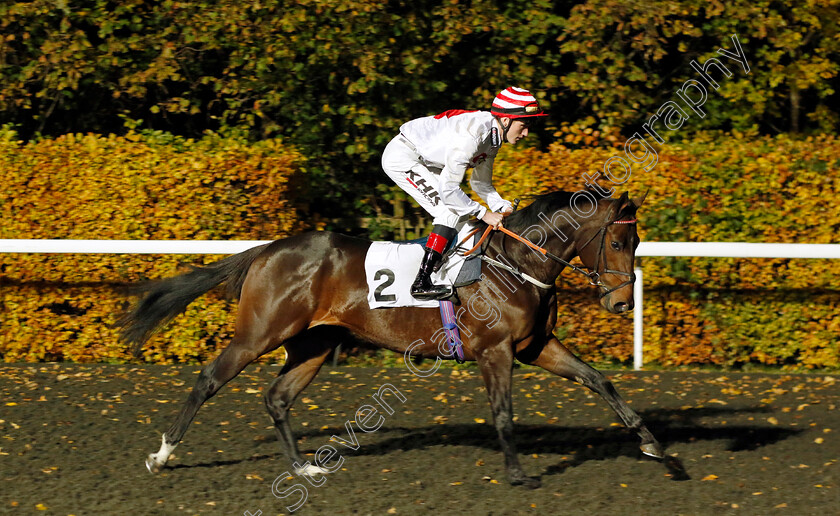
[119, 190, 664, 488]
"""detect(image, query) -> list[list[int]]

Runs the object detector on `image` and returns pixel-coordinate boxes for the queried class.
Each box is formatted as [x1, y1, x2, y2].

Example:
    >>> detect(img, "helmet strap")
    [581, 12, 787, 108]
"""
[495, 116, 511, 145]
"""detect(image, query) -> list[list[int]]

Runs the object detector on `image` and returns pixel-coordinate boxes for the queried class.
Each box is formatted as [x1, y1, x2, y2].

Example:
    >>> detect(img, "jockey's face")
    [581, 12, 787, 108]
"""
[504, 118, 531, 144]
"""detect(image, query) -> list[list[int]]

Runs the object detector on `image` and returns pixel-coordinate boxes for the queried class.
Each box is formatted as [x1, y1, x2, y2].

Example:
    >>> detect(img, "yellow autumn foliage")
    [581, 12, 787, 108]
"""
[0, 129, 303, 363]
[3, 127, 838, 369]
[491, 132, 840, 369]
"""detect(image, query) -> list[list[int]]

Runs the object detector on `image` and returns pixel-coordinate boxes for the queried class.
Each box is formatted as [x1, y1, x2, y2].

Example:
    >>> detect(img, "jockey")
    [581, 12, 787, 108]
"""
[382, 86, 548, 300]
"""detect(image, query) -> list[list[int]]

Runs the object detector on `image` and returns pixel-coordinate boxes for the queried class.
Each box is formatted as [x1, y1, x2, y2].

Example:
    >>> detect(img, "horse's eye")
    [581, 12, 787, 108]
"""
[611, 241, 622, 251]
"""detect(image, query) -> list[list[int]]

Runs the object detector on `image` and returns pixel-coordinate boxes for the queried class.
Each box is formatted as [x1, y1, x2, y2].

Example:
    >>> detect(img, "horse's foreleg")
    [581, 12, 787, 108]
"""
[477, 344, 541, 488]
[263, 335, 332, 477]
[528, 337, 665, 459]
[146, 342, 259, 473]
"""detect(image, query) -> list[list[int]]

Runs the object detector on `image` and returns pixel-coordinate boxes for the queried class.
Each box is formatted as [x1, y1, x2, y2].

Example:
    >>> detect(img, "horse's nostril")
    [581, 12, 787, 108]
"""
[614, 302, 629, 313]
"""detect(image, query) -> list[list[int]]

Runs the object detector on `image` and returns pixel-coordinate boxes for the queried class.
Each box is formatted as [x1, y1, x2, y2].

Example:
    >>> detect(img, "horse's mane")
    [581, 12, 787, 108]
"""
[503, 191, 576, 232]
[493, 190, 616, 233]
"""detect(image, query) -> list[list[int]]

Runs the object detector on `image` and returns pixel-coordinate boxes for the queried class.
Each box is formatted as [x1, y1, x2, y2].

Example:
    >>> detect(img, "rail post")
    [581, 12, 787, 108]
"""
[633, 266, 643, 370]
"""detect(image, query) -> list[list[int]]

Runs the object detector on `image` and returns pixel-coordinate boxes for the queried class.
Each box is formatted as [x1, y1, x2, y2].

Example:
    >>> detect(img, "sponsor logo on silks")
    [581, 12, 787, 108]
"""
[491, 127, 500, 148]
[434, 109, 478, 119]
[406, 170, 441, 206]
[470, 152, 488, 167]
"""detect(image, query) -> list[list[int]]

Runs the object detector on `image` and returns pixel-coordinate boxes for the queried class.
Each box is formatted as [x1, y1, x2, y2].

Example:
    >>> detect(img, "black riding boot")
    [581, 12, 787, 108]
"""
[410, 225, 456, 301]
[410, 248, 451, 300]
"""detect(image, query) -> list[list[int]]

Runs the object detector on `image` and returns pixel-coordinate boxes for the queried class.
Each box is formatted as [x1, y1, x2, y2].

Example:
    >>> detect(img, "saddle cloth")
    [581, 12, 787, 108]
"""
[365, 226, 481, 309]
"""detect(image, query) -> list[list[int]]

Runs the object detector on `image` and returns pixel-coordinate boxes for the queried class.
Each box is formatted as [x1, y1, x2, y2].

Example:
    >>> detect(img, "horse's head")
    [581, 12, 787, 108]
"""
[575, 191, 645, 314]
[556, 192, 644, 313]
[494, 190, 645, 313]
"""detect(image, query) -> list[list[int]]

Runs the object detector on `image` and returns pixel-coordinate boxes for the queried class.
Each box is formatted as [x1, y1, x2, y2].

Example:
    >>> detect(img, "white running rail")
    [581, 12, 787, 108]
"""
[0, 239, 272, 254]
[3, 239, 839, 370]
[633, 242, 840, 370]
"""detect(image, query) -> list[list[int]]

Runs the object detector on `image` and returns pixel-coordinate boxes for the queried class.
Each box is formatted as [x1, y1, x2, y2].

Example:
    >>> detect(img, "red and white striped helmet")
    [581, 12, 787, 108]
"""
[490, 87, 547, 118]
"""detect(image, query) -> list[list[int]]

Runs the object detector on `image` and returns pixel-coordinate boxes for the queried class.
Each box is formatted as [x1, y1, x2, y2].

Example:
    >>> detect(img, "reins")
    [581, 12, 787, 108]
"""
[453, 214, 637, 296]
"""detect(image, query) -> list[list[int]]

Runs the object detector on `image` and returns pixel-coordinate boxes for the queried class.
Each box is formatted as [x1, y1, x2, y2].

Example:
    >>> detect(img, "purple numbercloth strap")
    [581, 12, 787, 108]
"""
[438, 300, 465, 363]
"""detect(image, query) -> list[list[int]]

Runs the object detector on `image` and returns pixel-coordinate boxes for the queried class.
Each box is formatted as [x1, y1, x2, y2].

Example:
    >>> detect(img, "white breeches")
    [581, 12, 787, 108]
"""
[381, 135, 467, 229]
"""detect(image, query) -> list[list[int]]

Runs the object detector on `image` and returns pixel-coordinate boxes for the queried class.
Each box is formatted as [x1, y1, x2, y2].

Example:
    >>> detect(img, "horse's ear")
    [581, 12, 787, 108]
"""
[613, 191, 630, 217]
[631, 190, 648, 209]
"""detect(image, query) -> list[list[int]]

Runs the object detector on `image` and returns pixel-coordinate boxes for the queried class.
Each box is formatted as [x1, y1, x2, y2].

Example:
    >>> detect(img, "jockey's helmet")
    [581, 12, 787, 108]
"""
[490, 87, 548, 119]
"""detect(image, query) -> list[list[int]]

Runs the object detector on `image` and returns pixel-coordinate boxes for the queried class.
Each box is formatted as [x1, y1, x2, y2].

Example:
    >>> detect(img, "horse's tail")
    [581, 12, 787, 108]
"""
[118, 243, 271, 356]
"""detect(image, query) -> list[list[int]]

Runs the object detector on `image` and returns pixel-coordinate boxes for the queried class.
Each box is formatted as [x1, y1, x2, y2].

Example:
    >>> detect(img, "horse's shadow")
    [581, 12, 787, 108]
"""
[172, 404, 801, 479]
[169, 454, 276, 471]
[302, 405, 795, 452]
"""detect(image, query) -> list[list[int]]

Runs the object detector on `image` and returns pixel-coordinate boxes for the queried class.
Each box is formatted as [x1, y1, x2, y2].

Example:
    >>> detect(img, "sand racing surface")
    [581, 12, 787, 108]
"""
[1, 364, 837, 515]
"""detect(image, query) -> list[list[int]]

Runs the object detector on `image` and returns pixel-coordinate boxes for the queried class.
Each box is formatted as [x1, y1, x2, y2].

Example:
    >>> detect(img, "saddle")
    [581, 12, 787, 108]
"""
[364, 226, 482, 310]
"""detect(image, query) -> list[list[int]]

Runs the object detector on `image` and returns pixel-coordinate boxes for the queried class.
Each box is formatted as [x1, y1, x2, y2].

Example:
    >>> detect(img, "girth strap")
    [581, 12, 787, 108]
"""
[439, 300, 465, 363]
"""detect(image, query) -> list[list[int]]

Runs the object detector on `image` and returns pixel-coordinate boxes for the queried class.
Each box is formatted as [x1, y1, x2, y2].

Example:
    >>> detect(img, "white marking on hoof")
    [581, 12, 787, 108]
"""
[294, 464, 330, 477]
[146, 454, 163, 474]
[640, 442, 665, 459]
[146, 434, 177, 473]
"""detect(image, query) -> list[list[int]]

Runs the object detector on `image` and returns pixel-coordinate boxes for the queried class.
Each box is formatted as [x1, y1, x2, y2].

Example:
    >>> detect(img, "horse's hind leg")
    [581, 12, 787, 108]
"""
[263, 330, 333, 476]
[526, 337, 665, 458]
[146, 341, 260, 472]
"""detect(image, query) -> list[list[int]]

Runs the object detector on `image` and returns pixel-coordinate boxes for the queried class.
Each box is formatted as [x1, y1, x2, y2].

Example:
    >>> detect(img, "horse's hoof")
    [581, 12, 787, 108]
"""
[294, 464, 330, 477]
[145, 455, 164, 474]
[640, 441, 665, 459]
[509, 473, 541, 489]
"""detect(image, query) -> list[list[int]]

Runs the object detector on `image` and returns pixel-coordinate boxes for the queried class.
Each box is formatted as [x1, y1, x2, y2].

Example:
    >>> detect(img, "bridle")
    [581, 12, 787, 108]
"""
[459, 216, 637, 298]
[574, 218, 637, 298]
